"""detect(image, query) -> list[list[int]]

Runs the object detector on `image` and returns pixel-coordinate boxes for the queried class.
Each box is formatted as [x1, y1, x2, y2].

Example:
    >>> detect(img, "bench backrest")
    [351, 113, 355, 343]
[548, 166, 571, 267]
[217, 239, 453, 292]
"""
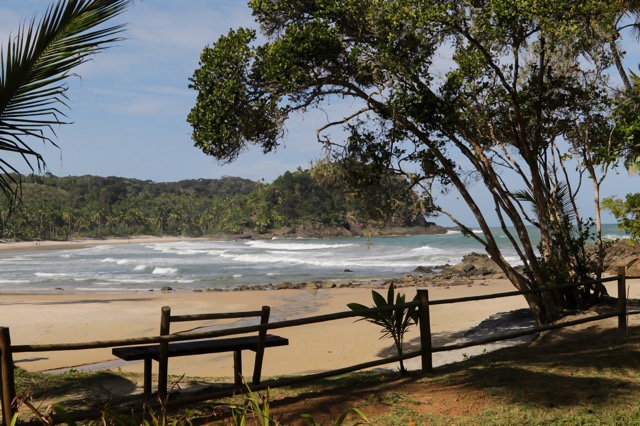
[157, 305, 271, 393]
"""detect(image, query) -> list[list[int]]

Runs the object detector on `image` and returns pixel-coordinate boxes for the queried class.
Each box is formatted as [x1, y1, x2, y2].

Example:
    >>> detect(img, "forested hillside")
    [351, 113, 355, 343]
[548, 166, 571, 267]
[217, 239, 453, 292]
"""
[0, 167, 431, 241]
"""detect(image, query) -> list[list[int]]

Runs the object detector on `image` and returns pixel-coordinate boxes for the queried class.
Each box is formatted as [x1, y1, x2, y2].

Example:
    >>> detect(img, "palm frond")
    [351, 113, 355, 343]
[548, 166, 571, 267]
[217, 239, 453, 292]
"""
[552, 182, 576, 223]
[0, 0, 132, 203]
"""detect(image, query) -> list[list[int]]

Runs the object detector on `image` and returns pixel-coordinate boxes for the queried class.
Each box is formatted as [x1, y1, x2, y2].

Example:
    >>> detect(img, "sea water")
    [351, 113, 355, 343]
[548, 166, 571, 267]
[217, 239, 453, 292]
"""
[0, 224, 628, 294]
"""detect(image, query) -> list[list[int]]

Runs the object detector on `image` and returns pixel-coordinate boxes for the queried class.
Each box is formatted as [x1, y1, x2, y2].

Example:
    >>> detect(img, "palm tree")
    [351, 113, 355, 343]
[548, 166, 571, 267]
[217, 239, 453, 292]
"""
[0, 0, 132, 202]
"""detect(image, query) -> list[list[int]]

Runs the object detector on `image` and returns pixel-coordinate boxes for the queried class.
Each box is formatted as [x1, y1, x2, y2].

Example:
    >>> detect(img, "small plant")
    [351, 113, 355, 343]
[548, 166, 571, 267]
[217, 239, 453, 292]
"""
[221, 386, 273, 425]
[11, 383, 368, 425]
[12, 397, 77, 426]
[348, 283, 418, 374]
[300, 407, 369, 426]
[204, 384, 370, 425]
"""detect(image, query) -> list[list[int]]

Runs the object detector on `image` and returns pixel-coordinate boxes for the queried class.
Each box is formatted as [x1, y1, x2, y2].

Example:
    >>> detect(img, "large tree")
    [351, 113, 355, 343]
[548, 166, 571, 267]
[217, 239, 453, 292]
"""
[0, 0, 132, 202]
[187, 0, 633, 324]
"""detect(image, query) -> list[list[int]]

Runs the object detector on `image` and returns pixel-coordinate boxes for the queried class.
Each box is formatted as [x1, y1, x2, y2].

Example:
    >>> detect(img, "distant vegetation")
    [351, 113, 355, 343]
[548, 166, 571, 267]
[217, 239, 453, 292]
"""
[0, 166, 428, 241]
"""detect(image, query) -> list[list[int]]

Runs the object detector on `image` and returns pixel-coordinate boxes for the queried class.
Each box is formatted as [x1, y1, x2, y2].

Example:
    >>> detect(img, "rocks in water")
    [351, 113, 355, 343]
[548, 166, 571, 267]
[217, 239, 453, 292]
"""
[160, 286, 173, 292]
[442, 252, 506, 279]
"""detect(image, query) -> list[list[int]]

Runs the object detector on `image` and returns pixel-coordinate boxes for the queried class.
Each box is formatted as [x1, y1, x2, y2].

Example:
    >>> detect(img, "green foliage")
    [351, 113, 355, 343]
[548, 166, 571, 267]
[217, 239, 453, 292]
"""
[223, 386, 273, 426]
[603, 194, 640, 241]
[0, 0, 131, 203]
[13, 383, 369, 425]
[300, 407, 369, 426]
[348, 284, 418, 374]
[187, 0, 640, 325]
[0, 167, 425, 240]
[12, 398, 77, 426]
[612, 69, 640, 170]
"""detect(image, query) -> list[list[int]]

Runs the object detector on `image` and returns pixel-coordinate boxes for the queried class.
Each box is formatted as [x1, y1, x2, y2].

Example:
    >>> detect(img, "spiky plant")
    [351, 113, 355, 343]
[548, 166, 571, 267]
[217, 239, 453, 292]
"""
[348, 283, 418, 374]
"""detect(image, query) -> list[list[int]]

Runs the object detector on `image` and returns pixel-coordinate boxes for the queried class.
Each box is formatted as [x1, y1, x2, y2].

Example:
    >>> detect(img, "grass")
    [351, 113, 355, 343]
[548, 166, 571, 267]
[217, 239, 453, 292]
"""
[11, 324, 640, 425]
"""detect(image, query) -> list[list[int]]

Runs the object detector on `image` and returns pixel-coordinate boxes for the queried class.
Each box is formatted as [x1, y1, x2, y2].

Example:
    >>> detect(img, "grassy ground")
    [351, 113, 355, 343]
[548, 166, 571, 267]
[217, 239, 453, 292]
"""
[12, 322, 640, 425]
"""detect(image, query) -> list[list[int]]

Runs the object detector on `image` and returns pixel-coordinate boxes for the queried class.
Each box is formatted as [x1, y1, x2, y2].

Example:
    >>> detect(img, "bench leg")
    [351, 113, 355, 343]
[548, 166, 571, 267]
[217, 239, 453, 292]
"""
[143, 358, 152, 399]
[233, 350, 243, 386]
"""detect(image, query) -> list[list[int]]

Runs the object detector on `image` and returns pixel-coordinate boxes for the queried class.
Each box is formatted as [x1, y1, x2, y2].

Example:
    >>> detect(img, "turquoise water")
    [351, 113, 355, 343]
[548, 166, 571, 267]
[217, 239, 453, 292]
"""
[0, 224, 627, 293]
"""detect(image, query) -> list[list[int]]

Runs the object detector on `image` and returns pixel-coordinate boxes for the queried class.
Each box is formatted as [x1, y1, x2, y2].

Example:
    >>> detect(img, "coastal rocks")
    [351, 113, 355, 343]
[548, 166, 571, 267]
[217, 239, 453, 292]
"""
[413, 266, 434, 274]
[601, 239, 640, 275]
[412, 252, 508, 281]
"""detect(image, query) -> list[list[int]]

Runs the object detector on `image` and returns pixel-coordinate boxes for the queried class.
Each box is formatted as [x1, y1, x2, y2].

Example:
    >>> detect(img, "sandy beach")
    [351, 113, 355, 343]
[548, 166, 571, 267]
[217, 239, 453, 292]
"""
[0, 236, 208, 252]
[1, 236, 637, 385]
[3, 277, 634, 382]
[2, 280, 533, 377]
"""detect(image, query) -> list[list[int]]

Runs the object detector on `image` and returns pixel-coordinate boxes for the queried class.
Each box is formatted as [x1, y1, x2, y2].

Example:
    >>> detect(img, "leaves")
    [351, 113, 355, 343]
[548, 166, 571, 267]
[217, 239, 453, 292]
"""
[0, 0, 131, 203]
[348, 283, 417, 373]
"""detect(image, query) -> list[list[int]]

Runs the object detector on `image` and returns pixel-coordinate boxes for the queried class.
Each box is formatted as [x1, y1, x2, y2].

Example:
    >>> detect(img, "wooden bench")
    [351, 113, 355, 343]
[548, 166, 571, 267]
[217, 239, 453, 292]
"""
[111, 305, 288, 399]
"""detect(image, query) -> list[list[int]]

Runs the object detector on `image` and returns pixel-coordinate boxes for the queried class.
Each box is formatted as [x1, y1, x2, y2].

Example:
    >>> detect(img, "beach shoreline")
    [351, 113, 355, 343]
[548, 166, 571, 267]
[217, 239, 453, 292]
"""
[2, 234, 638, 380]
[5, 280, 529, 377]
[0, 235, 211, 252]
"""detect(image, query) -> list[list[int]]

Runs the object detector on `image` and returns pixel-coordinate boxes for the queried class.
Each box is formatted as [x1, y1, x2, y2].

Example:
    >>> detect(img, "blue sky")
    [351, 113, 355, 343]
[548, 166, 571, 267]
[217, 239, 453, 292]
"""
[1, 0, 324, 183]
[1, 1, 637, 226]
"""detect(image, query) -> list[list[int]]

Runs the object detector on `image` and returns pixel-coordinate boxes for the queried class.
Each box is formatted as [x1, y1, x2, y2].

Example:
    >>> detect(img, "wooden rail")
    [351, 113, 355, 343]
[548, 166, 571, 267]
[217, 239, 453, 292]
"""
[0, 269, 635, 424]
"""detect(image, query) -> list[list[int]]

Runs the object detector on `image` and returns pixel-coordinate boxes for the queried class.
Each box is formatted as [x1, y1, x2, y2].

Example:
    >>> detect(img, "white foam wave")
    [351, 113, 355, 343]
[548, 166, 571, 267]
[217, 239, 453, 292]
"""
[101, 257, 118, 263]
[245, 240, 355, 251]
[446, 230, 462, 235]
[105, 278, 156, 284]
[409, 245, 443, 254]
[34, 272, 66, 278]
[206, 250, 228, 256]
[603, 233, 629, 241]
[152, 267, 178, 275]
[504, 255, 524, 266]
[75, 287, 140, 292]
[148, 241, 232, 253]
[224, 252, 426, 269]
[174, 249, 210, 255]
[134, 265, 149, 271]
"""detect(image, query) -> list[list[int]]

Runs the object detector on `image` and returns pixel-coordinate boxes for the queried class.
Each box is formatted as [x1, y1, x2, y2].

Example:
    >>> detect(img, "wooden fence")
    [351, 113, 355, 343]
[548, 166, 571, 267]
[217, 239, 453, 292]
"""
[0, 266, 636, 424]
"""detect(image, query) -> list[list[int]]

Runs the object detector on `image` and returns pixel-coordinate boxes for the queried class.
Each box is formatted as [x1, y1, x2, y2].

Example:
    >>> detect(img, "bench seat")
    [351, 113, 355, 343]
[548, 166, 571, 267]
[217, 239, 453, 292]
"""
[112, 334, 288, 397]
[112, 334, 289, 361]
[111, 305, 287, 398]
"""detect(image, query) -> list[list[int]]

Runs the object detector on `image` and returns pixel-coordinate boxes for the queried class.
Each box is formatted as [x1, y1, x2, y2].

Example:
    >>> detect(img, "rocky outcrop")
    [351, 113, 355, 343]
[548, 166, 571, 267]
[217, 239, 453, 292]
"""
[601, 239, 640, 275]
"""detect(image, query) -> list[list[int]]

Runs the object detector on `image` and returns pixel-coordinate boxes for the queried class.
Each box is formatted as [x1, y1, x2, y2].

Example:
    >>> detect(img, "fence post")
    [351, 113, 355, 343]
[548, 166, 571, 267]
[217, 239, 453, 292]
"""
[158, 306, 171, 401]
[417, 289, 432, 372]
[0, 327, 16, 426]
[617, 266, 627, 333]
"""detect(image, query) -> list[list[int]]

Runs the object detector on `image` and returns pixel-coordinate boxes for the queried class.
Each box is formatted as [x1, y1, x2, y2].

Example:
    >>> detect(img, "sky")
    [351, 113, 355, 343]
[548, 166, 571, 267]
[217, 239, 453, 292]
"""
[0, 1, 637, 226]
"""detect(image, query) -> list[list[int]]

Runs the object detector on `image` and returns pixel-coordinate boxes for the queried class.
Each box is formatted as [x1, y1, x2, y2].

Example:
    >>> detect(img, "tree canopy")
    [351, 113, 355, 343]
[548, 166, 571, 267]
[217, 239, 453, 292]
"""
[187, 0, 638, 324]
[0, 168, 427, 240]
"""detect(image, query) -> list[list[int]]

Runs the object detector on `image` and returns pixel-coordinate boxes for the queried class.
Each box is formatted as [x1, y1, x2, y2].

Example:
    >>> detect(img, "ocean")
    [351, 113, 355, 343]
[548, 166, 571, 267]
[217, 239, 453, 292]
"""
[0, 224, 628, 294]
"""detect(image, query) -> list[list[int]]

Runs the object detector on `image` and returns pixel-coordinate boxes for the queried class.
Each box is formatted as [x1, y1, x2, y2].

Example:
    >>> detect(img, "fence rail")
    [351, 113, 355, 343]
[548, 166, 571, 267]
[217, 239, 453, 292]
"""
[0, 267, 636, 424]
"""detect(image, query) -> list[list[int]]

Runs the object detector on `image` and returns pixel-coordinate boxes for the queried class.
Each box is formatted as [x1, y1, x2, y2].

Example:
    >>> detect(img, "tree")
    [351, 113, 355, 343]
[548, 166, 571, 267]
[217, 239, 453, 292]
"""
[0, 0, 132, 202]
[604, 194, 640, 241]
[188, 0, 634, 324]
